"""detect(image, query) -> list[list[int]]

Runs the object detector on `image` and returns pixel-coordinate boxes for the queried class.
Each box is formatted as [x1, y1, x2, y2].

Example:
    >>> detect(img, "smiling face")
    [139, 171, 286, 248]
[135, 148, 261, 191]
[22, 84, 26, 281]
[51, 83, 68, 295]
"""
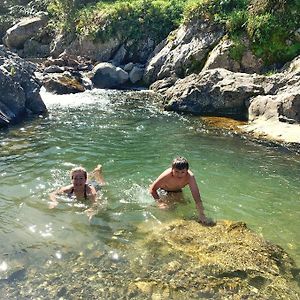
[172, 167, 188, 179]
[71, 170, 87, 187]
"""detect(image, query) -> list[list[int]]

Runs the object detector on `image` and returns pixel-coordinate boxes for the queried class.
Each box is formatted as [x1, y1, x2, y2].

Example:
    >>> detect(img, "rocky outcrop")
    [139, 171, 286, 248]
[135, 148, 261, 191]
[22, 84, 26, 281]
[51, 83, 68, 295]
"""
[203, 37, 263, 74]
[151, 53, 300, 144]
[51, 35, 121, 62]
[241, 55, 300, 143]
[2, 14, 48, 50]
[143, 20, 224, 85]
[0, 46, 47, 127]
[156, 68, 268, 119]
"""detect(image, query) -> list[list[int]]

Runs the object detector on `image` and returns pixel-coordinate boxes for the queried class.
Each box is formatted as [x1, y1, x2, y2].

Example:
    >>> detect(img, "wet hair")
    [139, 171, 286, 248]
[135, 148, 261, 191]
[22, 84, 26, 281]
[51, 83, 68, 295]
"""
[171, 156, 189, 170]
[70, 166, 87, 180]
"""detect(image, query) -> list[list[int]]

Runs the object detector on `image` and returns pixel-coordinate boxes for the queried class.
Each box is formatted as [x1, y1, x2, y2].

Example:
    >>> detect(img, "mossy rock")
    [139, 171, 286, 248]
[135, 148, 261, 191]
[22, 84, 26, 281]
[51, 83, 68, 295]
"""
[131, 219, 300, 299]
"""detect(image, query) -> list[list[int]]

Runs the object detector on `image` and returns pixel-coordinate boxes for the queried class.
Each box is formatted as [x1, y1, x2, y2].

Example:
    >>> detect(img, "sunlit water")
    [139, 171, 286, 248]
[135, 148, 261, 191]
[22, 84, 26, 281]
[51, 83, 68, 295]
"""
[0, 89, 299, 294]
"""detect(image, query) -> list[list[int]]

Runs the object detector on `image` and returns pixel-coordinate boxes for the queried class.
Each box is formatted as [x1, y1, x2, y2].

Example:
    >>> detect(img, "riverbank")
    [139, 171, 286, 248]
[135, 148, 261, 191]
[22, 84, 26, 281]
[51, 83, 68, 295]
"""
[200, 116, 300, 154]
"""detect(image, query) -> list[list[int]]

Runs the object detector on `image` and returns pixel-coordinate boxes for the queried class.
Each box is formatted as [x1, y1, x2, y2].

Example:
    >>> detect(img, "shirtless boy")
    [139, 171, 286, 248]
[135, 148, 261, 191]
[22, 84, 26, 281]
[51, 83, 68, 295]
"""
[49, 164, 105, 208]
[149, 157, 209, 225]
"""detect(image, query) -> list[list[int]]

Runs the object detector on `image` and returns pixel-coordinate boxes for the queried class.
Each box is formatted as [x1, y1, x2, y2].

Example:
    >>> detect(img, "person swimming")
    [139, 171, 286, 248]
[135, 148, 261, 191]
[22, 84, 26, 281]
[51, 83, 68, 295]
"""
[49, 164, 105, 207]
[149, 156, 210, 225]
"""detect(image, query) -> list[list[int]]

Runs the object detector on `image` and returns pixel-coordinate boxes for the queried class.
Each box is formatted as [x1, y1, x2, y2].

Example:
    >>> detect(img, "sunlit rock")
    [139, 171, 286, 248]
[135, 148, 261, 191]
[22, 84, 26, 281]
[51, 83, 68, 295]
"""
[131, 219, 300, 299]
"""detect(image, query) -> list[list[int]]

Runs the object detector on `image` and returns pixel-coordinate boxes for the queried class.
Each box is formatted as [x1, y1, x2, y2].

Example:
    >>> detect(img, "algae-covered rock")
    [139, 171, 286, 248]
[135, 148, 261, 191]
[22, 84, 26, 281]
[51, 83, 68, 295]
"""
[130, 219, 300, 299]
[1, 220, 299, 299]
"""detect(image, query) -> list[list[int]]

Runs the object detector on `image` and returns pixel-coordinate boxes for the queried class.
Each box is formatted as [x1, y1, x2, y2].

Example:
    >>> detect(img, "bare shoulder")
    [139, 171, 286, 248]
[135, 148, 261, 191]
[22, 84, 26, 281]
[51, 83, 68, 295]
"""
[155, 168, 172, 181]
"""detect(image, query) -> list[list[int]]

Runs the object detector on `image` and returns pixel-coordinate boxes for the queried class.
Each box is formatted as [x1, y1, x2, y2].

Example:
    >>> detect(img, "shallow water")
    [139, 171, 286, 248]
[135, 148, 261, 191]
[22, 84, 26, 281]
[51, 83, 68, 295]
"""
[0, 89, 299, 295]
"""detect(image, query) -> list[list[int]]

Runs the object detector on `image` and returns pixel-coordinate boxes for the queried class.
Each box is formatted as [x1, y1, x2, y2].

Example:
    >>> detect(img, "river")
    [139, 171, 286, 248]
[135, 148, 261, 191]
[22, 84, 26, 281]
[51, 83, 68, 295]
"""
[0, 88, 299, 297]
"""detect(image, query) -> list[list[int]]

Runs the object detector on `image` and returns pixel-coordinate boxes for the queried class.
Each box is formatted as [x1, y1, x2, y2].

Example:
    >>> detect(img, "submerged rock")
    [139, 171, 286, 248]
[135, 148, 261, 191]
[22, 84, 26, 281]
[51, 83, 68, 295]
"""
[131, 219, 300, 299]
[1, 220, 299, 299]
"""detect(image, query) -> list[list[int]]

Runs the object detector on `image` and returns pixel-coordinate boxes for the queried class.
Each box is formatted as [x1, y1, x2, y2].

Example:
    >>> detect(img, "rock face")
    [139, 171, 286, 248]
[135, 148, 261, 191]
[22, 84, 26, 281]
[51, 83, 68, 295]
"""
[131, 220, 300, 299]
[157, 68, 267, 119]
[0, 46, 47, 127]
[143, 20, 225, 85]
[203, 37, 263, 74]
[152, 53, 300, 144]
[52, 35, 121, 62]
[2, 15, 48, 49]
[242, 55, 300, 143]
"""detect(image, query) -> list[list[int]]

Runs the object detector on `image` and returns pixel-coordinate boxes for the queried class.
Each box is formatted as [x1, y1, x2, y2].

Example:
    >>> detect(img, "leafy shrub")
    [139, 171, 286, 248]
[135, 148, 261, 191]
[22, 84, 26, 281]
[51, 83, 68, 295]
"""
[183, 0, 300, 66]
[46, 0, 299, 67]
[75, 0, 185, 44]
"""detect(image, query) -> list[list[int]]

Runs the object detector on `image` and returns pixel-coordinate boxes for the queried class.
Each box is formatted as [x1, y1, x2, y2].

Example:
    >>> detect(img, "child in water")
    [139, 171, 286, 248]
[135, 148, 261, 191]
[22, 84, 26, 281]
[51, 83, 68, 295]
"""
[49, 164, 105, 209]
[149, 156, 211, 225]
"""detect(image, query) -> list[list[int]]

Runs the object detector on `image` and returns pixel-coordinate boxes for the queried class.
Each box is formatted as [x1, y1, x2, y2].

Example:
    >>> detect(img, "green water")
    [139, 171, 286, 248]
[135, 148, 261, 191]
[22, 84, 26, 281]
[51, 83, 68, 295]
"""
[0, 89, 299, 295]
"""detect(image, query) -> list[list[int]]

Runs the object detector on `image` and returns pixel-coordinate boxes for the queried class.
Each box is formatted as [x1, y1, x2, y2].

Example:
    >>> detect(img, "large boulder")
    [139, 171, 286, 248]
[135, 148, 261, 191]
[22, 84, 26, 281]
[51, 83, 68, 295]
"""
[51, 35, 121, 62]
[2, 14, 48, 49]
[91, 62, 129, 89]
[158, 68, 269, 119]
[242, 55, 300, 143]
[42, 72, 92, 94]
[0, 46, 47, 127]
[144, 19, 225, 85]
[2, 219, 299, 299]
[203, 37, 263, 74]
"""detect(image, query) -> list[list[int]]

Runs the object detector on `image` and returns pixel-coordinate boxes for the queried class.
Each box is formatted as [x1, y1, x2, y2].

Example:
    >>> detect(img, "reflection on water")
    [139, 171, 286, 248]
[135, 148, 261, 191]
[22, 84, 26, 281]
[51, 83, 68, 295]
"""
[0, 89, 299, 296]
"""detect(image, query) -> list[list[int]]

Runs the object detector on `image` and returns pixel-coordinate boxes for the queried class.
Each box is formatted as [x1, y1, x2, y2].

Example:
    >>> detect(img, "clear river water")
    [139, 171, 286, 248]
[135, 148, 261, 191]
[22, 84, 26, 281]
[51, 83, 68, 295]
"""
[0, 89, 299, 297]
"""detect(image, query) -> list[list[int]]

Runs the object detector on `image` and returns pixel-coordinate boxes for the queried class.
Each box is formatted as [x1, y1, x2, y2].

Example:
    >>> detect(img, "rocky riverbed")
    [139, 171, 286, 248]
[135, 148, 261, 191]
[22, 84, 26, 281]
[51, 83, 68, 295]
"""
[1, 220, 299, 299]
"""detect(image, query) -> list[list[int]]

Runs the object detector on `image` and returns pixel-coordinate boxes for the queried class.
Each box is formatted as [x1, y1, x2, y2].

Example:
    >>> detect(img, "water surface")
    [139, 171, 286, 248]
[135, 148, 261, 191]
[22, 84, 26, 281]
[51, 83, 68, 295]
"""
[0, 89, 299, 295]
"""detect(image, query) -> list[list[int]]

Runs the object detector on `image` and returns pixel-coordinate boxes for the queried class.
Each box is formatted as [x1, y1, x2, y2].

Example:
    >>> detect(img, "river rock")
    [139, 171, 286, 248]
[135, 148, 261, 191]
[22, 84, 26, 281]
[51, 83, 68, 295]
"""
[91, 62, 129, 89]
[1, 219, 299, 299]
[132, 219, 300, 299]
[42, 72, 89, 94]
[0, 46, 47, 126]
[129, 66, 144, 84]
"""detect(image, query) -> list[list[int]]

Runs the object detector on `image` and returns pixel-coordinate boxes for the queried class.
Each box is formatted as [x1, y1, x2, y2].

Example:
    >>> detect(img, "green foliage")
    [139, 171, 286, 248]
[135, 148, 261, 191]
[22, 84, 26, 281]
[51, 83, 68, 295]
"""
[183, 0, 300, 66]
[183, 0, 248, 24]
[246, 0, 300, 64]
[228, 36, 246, 61]
[47, 0, 79, 32]
[75, 0, 185, 44]
[45, 0, 300, 67]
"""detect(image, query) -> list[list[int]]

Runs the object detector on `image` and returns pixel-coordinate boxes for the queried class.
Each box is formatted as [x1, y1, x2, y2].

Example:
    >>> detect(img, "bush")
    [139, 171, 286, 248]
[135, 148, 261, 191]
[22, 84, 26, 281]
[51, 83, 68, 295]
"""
[183, 0, 300, 66]
[75, 0, 185, 44]
[46, 0, 300, 66]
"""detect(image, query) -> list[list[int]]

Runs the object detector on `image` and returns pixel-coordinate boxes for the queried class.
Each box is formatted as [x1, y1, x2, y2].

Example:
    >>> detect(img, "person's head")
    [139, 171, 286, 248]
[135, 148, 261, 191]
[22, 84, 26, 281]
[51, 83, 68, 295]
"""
[171, 156, 189, 178]
[70, 167, 87, 187]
